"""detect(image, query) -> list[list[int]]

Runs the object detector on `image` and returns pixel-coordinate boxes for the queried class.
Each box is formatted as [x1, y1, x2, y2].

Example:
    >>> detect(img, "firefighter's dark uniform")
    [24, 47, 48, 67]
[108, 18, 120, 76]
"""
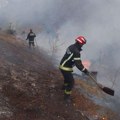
[59, 42, 88, 99]
[26, 31, 36, 48]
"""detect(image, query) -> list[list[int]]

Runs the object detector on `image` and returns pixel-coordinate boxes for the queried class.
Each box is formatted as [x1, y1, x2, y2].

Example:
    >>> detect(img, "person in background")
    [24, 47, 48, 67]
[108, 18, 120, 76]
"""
[26, 29, 36, 48]
[59, 36, 89, 101]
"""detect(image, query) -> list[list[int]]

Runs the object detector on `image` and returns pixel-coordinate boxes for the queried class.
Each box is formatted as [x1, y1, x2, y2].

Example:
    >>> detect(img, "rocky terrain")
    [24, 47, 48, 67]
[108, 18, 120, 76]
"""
[0, 31, 119, 120]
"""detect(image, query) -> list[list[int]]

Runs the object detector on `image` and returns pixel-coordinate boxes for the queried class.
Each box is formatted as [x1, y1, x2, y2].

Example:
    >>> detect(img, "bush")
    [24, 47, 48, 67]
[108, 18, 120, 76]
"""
[6, 29, 16, 35]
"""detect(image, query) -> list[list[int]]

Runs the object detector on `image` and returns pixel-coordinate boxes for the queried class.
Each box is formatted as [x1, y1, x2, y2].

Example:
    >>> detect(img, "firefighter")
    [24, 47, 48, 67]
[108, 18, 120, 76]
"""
[26, 29, 36, 48]
[59, 36, 89, 100]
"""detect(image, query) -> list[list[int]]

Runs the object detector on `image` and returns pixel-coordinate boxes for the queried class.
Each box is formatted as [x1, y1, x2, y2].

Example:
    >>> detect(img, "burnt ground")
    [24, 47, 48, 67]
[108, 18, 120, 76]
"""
[0, 32, 119, 120]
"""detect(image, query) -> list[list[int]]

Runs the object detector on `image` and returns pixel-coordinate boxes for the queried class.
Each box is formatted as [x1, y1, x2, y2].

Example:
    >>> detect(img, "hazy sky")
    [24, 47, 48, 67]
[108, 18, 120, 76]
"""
[1, 0, 120, 111]
[0, 0, 120, 59]
[1, 0, 120, 96]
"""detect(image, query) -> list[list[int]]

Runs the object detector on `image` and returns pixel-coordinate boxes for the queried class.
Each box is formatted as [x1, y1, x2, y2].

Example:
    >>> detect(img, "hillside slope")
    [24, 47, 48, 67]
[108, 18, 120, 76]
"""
[0, 32, 119, 120]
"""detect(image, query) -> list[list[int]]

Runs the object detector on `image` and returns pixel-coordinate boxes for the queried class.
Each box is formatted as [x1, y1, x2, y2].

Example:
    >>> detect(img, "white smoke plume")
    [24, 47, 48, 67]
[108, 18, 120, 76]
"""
[0, 0, 120, 111]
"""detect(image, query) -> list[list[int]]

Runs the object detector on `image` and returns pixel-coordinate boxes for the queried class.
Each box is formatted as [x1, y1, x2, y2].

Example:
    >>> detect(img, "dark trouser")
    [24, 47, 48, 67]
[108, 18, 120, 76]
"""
[29, 41, 35, 47]
[60, 70, 74, 95]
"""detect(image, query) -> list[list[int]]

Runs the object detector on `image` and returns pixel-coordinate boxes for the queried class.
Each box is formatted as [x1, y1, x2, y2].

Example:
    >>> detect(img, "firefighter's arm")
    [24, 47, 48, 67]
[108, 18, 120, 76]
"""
[74, 60, 89, 75]
[73, 50, 89, 75]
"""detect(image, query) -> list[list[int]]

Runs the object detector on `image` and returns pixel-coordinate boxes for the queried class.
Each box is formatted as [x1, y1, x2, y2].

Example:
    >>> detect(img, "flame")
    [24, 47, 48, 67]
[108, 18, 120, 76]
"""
[100, 117, 108, 120]
[82, 60, 91, 70]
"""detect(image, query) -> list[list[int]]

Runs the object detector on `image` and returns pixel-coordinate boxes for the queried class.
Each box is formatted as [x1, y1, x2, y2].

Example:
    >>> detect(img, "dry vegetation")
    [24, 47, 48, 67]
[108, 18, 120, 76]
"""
[0, 32, 119, 120]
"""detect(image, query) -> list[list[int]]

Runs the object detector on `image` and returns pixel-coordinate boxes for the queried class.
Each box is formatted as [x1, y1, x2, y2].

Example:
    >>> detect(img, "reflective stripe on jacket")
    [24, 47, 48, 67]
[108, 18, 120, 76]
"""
[59, 43, 85, 72]
[26, 32, 36, 41]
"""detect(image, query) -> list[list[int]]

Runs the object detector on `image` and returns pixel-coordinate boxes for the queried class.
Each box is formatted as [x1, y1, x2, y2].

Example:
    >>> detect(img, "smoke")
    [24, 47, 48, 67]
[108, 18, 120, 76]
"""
[0, 0, 119, 83]
[0, 0, 120, 110]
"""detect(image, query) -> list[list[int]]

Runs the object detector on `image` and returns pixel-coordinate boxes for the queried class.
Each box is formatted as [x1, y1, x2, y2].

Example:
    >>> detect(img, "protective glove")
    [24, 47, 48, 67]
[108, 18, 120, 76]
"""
[82, 68, 90, 75]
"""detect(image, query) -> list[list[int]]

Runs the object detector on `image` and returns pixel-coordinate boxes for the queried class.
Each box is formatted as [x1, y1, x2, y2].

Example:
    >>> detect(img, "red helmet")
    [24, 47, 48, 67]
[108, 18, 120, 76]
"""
[75, 36, 86, 45]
